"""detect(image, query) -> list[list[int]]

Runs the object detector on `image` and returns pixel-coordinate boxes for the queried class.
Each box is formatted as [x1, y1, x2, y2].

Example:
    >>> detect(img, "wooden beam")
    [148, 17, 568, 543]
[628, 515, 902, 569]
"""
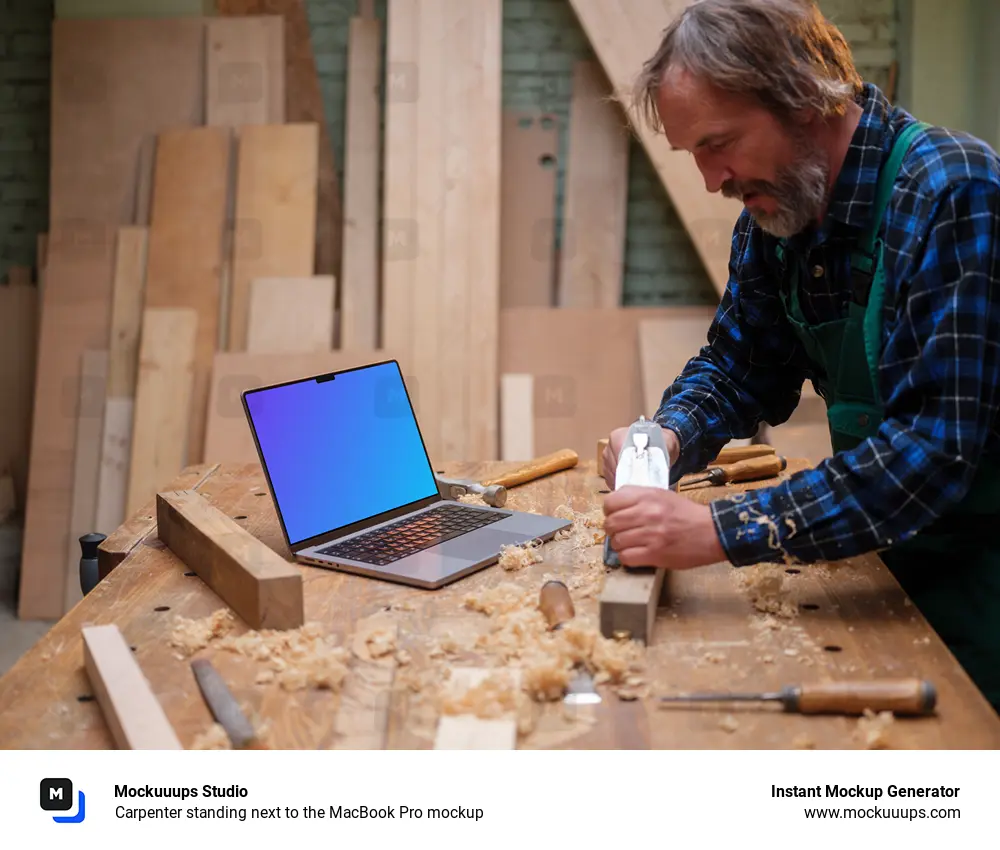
[566, 0, 742, 297]
[156, 489, 304, 630]
[82, 623, 183, 750]
[598, 566, 667, 645]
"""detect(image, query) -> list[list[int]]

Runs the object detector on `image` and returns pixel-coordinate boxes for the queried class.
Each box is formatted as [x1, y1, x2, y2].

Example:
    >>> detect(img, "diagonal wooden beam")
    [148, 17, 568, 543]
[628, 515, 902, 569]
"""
[567, 0, 743, 298]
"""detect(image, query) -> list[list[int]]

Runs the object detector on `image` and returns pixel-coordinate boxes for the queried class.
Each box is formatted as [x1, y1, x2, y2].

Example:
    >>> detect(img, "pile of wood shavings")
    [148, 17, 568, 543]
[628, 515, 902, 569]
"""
[439, 671, 520, 718]
[735, 563, 798, 619]
[214, 622, 351, 692]
[168, 609, 236, 658]
[191, 705, 271, 750]
[498, 540, 544, 572]
[855, 708, 894, 748]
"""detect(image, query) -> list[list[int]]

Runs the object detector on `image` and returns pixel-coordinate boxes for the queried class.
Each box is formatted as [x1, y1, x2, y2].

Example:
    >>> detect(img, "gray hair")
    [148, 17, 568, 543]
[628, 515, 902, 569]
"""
[632, 0, 863, 133]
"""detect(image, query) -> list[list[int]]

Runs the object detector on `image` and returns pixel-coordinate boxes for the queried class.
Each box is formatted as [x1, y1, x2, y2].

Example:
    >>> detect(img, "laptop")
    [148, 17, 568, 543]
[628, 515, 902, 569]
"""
[241, 359, 572, 589]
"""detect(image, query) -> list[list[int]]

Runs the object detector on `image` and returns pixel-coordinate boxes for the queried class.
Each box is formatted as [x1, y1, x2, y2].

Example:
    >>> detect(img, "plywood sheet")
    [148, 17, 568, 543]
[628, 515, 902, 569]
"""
[215, 0, 342, 282]
[499, 306, 717, 459]
[19, 17, 206, 620]
[558, 60, 629, 307]
[125, 308, 197, 517]
[143, 127, 231, 465]
[246, 275, 335, 353]
[206, 16, 284, 126]
[566, 0, 741, 297]
[500, 112, 558, 308]
[204, 349, 405, 466]
[228, 123, 319, 351]
[65, 350, 108, 613]
[382, 0, 502, 464]
[0, 285, 38, 509]
[339, 16, 382, 349]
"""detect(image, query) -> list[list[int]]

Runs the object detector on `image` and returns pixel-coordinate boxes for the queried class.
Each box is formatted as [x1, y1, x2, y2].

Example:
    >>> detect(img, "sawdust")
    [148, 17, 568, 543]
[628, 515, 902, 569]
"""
[855, 708, 894, 749]
[498, 540, 544, 572]
[191, 723, 231, 750]
[351, 616, 398, 664]
[168, 609, 236, 658]
[439, 670, 520, 718]
[735, 564, 798, 619]
[215, 622, 351, 692]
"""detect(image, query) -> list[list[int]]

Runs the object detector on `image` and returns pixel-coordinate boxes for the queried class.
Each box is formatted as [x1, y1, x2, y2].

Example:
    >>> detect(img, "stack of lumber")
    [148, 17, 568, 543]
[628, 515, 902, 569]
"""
[13, 1, 826, 622]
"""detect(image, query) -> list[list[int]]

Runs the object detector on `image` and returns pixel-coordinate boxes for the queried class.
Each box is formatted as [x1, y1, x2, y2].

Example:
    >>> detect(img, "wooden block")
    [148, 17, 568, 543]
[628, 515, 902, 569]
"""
[0, 285, 38, 511]
[19, 17, 206, 620]
[599, 567, 666, 645]
[206, 16, 285, 126]
[339, 16, 382, 349]
[566, 0, 742, 298]
[125, 309, 197, 517]
[246, 276, 335, 353]
[204, 349, 404, 464]
[500, 373, 534, 462]
[558, 60, 629, 307]
[500, 112, 558, 307]
[434, 668, 520, 750]
[637, 315, 715, 417]
[156, 489, 304, 630]
[65, 350, 108, 613]
[144, 127, 231, 465]
[82, 623, 183, 749]
[229, 123, 319, 351]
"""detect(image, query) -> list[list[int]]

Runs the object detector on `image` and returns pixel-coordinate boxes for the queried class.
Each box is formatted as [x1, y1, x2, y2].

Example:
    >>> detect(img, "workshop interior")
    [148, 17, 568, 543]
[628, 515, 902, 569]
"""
[1, 0, 1000, 757]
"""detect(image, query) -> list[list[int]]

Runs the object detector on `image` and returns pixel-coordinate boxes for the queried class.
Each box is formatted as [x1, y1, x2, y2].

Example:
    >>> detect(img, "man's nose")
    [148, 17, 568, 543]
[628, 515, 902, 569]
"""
[701, 164, 734, 194]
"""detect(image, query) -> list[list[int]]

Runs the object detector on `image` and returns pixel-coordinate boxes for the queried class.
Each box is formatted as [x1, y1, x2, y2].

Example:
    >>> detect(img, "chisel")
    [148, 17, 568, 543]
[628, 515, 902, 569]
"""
[678, 454, 787, 489]
[658, 678, 937, 716]
[539, 580, 601, 705]
[191, 658, 269, 748]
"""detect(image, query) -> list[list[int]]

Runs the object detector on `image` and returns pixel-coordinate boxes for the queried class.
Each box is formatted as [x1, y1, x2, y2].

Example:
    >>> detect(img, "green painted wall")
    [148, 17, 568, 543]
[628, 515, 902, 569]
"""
[1, 0, 902, 296]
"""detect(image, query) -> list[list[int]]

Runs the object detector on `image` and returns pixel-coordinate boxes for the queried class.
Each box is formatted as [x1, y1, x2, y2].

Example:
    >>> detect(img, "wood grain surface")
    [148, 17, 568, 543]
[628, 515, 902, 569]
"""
[2, 458, 997, 750]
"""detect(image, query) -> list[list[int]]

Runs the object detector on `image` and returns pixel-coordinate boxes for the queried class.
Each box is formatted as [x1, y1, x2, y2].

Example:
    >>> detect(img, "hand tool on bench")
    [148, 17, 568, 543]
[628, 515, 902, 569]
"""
[658, 678, 937, 716]
[191, 658, 268, 749]
[436, 448, 579, 508]
[599, 416, 672, 644]
[539, 580, 601, 705]
[597, 438, 774, 480]
[678, 455, 787, 490]
[436, 476, 508, 507]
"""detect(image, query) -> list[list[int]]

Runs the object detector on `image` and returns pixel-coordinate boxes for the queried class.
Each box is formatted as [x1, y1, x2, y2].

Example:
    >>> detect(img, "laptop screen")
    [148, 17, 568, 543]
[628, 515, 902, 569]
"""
[243, 360, 440, 547]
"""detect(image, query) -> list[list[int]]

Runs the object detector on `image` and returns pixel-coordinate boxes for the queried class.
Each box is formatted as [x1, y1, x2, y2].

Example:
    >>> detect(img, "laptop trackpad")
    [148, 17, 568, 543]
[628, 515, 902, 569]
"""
[442, 529, 533, 561]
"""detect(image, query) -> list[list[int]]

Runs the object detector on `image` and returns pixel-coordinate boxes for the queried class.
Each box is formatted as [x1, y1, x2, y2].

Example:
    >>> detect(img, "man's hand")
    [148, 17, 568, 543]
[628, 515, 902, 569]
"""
[602, 486, 726, 570]
[601, 425, 680, 491]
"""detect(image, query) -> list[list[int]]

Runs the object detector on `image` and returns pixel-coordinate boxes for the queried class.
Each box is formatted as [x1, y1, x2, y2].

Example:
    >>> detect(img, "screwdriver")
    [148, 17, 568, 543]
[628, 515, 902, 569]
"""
[658, 678, 937, 716]
[678, 454, 787, 489]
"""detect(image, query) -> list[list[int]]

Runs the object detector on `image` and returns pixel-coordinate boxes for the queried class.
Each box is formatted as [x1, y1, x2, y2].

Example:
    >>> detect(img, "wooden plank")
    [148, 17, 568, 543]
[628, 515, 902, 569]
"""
[228, 123, 319, 352]
[333, 617, 397, 749]
[246, 276, 335, 353]
[566, 0, 741, 298]
[0, 285, 38, 510]
[125, 308, 197, 517]
[203, 349, 403, 465]
[94, 227, 148, 537]
[65, 350, 108, 613]
[82, 623, 183, 750]
[558, 60, 629, 307]
[500, 306, 717, 460]
[339, 15, 382, 349]
[143, 127, 231, 465]
[637, 315, 714, 417]
[206, 16, 285, 126]
[500, 373, 534, 461]
[382, 0, 502, 463]
[19, 17, 206, 620]
[156, 489, 304, 630]
[599, 566, 667, 644]
[434, 668, 520, 750]
[501, 112, 559, 308]
[215, 0, 342, 281]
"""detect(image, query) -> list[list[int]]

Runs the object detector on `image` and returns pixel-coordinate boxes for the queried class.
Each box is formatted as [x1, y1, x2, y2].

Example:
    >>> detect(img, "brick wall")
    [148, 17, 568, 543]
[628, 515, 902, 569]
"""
[0, 0, 53, 284]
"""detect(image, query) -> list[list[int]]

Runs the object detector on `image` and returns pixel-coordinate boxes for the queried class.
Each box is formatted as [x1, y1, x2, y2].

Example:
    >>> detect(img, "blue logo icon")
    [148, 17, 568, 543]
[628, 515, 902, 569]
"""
[40, 778, 86, 823]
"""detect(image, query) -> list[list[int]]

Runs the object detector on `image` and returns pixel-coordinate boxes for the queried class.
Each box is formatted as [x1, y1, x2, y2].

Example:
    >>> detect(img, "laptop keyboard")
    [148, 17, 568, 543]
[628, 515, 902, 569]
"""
[317, 503, 507, 566]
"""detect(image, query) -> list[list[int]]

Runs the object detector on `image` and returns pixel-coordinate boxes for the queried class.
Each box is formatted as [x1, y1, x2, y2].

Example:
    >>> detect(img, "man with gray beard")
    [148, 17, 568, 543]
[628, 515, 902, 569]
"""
[600, 0, 1000, 712]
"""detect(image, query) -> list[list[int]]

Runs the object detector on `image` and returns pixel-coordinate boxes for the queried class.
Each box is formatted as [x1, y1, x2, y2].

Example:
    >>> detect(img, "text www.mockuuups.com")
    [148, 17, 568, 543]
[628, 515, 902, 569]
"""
[803, 807, 960, 820]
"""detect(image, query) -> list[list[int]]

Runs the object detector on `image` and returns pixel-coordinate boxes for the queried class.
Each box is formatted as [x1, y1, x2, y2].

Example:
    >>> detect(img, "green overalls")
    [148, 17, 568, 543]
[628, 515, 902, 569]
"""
[773, 121, 1000, 712]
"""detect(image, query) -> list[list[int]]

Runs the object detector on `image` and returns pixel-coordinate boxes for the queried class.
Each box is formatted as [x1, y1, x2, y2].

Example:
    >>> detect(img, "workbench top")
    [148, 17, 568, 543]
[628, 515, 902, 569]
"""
[2, 458, 998, 750]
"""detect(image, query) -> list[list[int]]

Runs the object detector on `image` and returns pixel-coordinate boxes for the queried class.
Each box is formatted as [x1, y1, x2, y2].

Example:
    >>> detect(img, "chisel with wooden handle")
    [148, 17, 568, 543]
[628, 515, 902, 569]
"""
[658, 678, 937, 716]
[679, 454, 787, 489]
[482, 448, 579, 489]
[191, 658, 268, 748]
[538, 580, 601, 705]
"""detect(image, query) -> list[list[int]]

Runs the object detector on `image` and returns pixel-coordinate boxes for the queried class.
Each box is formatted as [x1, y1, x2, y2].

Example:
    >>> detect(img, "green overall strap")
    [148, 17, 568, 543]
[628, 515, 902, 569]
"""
[858, 120, 931, 393]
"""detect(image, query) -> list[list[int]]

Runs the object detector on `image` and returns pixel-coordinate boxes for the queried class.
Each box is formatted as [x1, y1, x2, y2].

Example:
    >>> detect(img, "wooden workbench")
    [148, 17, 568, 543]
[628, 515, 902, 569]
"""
[1, 458, 998, 749]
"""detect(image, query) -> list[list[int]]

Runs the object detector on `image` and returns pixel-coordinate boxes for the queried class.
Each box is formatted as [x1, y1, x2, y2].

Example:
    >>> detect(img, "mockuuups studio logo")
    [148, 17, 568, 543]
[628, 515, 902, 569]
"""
[40, 778, 86, 823]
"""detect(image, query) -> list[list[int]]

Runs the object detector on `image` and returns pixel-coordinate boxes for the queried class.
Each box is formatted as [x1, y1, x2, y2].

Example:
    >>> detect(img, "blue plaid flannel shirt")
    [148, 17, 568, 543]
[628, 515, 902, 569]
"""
[654, 83, 1000, 566]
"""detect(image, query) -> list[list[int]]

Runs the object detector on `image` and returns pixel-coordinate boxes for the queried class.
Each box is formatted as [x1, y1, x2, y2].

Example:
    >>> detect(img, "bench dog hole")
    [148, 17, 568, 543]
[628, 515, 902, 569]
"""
[233, 515, 247, 520]
[785, 568, 800, 575]
[77, 694, 94, 702]
[154, 605, 170, 612]
[184, 571, 196, 577]
[800, 603, 819, 611]
[823, 645, 843, 652]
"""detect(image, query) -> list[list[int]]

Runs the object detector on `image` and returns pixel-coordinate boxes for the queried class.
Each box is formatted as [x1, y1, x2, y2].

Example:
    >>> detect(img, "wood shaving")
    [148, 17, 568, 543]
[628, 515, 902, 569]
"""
[735, 564, 798, 618]
[351, 616, 398, 663]
[498, 540, 544, 572]
[216, 622, 350, 691]
[463, 583, 533, 616]
[792, 733, 816, 749]
[394, 649, 412, 666]
[719, 714, 739, 733]
[855, 708, 894, 749]
[439, 670, 520, 719]
[191, 723, 231, 750]
[168, 609, 236, 657]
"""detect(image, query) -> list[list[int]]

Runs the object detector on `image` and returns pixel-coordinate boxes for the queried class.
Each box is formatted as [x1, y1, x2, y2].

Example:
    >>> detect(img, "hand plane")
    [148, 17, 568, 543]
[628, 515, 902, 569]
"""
[603, 415, 675, 567]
